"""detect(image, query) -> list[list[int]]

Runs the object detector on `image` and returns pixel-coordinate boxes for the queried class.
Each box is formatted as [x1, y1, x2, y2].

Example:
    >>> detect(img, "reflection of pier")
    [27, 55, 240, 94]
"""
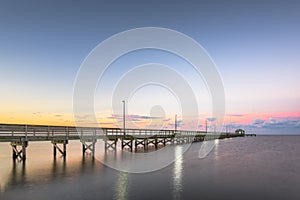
[2, 154, 96, 192]
[0, 123, 254, 161]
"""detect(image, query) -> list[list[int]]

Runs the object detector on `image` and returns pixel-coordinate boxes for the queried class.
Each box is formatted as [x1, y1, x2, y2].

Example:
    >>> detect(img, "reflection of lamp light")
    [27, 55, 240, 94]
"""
[214, 139, 220, 159]
[173, 146, 183, 199]
[115, 172, 128, 200]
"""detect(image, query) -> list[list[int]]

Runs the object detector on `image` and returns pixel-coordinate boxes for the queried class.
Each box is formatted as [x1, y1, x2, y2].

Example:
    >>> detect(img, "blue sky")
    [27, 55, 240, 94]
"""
[0, 1, 299, 134]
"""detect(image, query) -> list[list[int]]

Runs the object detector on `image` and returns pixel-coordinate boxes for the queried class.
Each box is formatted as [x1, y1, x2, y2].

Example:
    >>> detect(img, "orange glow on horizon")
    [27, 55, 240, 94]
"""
[0, 111, 299, 129]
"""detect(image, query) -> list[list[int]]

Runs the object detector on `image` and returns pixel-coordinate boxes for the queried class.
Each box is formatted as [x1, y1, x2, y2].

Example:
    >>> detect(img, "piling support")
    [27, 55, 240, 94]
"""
[134, 138, 148, 152]
[11, 141, 28, 161]
[53, 145, 57, 157]
[52, 140, 68, 158]
[154, 137, 158, 149]
[144, 139, 148, 150]
[81, 138, 97, 156]
[104, 136, 118, 151]
[121, 137, 133, 152]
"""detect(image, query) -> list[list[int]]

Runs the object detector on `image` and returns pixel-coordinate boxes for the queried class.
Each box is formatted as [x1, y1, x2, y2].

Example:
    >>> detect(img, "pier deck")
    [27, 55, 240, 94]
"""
[0, 123, 255, 161]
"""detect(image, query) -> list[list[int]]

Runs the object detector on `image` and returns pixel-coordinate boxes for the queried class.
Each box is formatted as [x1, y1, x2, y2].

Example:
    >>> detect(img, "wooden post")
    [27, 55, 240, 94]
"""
[25, 125, 28, 141]
[63, 143, 66, 157]
[82, 138, 97, 156]
[144, 139, 148, 150]
[51, 140, 67, 158]
[66, 127, 69, 140]
[134, 139, 138, 152]
[12, 145, 17, 160]
[22, 144, 26, 161]
[11, 141, 28, 161]
[53, 144, 57, 157]
[92, 141, 95, 156]
[82, 143, 86, 155]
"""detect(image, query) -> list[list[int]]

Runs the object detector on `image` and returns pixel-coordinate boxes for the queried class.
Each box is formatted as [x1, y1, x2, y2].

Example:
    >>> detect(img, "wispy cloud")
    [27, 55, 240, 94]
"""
[206, 117, 216, 122]
[224, 116, 300, 134]
[32, 112, 42, 115]
[260, 117, 300, 129]
[32, 112, 43, 118]
[75, 114, 94, 119]
[226, 114, 244, 117]
[252, 119, 265, 126]
[107, 114, 163, 121]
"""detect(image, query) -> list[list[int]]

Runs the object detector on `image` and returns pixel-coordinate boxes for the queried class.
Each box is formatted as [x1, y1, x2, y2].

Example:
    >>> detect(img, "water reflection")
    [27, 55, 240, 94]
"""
[114, 172, 129, 200]
[1, 137, 299, 200]
[2, 154, 101, 192]
[10, 161, 27, 187]
[81, 154, 95, 168]
[52, 157, 66, 179]
[213, 139, 220, 159]
[173, 145, 183, 200]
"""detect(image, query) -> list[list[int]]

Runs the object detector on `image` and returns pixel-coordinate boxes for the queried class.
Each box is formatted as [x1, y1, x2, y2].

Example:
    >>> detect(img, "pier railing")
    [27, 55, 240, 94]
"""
[0, 123, 252, 161]
[0, 124, 108, 142]
[0, 123, 212, 142]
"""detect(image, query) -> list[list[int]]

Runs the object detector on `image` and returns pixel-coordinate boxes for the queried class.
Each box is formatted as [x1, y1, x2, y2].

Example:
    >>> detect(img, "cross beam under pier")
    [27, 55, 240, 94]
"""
[52, 140, 68, 158]
[81, 138, 97, 156]
[11, 141, 28, 161]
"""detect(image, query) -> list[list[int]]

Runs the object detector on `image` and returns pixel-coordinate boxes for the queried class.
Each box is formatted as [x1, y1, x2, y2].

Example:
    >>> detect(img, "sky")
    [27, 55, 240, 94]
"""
[0, 0, 299, 134]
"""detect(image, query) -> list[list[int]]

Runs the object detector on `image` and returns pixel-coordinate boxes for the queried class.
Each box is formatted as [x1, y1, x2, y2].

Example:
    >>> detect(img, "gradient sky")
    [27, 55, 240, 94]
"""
[0, 1, 299, 134]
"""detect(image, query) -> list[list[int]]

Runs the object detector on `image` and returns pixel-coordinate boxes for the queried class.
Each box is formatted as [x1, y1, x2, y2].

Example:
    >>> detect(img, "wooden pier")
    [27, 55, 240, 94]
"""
[0, 123, 255, 161]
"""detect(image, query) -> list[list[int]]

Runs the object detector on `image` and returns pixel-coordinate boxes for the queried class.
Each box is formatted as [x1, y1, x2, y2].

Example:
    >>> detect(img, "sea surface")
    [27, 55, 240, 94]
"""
[0, 136, 300, 200]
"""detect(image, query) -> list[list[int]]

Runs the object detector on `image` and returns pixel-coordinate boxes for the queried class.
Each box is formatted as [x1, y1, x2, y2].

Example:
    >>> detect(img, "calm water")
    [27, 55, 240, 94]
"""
[1, 136, 300, 200]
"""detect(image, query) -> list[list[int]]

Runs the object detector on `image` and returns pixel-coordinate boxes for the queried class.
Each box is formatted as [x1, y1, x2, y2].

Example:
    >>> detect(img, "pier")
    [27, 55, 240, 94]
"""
[0, 123, 255, 161]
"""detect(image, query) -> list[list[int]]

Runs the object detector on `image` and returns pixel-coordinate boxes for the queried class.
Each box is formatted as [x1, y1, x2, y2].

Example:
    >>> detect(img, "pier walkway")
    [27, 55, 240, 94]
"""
[0, 123, 254, 161]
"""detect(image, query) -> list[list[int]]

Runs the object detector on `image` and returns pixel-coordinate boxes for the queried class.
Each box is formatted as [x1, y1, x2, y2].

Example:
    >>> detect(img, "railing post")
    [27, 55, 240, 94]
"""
[66, 126, 69, 140]
[25, 125, 28, 140]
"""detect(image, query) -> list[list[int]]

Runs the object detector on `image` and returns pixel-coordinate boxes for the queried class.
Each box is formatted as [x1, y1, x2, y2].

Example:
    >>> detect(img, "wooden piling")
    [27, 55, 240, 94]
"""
[11, 141, 28, 161]
[51, 140, 68, 158]
[81, 138, 97, 155]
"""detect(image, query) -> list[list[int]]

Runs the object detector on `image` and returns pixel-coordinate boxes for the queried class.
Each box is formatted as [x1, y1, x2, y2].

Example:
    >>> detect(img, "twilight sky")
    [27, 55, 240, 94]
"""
[0, 1, 299, 134]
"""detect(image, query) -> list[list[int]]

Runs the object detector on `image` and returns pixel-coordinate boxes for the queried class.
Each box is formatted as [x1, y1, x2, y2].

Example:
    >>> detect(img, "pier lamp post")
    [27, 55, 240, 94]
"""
[175, 114, 177, 132]
[122, 100, 126, 137]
